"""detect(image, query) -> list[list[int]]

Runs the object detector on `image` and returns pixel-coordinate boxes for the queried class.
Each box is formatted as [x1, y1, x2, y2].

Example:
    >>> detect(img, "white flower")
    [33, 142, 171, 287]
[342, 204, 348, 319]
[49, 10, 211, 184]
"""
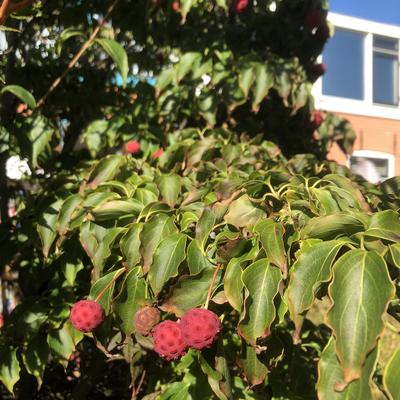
[0, 31, 8, 52]
[201, 74, 211, 86]
[269, 1, 277, 12]
[6, 156, 32, 180]
[169, 54, 179, 63]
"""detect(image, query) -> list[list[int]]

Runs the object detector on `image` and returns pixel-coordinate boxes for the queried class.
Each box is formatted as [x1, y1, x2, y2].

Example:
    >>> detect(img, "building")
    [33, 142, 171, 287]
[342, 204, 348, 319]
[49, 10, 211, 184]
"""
[313, 13, 400, 182]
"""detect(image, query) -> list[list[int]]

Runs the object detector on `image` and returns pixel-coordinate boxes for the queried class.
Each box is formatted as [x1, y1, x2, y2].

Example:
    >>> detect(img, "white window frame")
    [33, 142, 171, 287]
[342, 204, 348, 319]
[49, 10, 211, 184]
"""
[348, 150, 395, 180]
[313, 13, 400, 120]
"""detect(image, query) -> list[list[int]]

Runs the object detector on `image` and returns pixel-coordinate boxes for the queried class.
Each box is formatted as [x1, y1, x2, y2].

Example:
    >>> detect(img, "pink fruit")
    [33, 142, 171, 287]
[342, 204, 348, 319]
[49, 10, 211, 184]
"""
[180, 308, 221, 350]
[233, 0, 248, 13]
[310, 110, 324, 130]
[152, 148, 164, 158]
[153, 320, 187, 360]
[134, 306, 161, 336]
[310, 63, 326, 77]
[171, 1, 179, 11]
[124, 140, 141, 154]
[70, 300, 105, 333]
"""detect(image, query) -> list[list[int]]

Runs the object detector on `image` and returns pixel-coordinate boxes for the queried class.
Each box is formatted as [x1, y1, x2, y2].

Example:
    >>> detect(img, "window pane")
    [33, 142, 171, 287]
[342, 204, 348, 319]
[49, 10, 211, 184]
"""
[373, 36, 398, 51]
[322, 29, 365, 100]
[373, 53, 398, 105]
[350, 156, 388, 182]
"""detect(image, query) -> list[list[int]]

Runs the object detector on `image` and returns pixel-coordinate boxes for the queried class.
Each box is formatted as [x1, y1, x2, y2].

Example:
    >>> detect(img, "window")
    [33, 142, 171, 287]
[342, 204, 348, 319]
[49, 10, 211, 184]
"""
[349, 150, 395, 183]
[322, 28, 365, 100]
[373, 36, 399, 105]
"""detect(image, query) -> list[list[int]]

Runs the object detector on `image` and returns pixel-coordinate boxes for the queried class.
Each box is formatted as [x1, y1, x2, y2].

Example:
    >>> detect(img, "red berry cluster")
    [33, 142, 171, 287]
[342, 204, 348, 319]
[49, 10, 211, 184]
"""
[70, 300, 105, 333]
[152, 308, 221, 360]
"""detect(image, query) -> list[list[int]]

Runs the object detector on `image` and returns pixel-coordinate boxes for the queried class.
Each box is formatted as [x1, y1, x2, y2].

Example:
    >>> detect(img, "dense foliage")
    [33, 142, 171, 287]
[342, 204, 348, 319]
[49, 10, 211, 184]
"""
[1, 0, 399, 399]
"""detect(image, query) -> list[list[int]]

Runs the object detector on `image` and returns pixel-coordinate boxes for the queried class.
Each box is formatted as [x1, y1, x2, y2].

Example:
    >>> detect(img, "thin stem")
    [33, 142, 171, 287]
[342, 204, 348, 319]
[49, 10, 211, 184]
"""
[94, 267, 126, 303]
[133, 369, 146, 398]
[204, 265, 221, 310]
[36, 0, 119, 108]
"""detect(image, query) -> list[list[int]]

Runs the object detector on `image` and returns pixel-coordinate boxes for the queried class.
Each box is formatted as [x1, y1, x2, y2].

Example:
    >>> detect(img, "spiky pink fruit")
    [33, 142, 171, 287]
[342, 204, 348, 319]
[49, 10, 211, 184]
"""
[152, 148, 164, 158]
[180, 308, 221, 350]
[233, 0, 248, 13]
[153, 320, 187, 360]
[134, 306, 160, 336]
[70, 300, 105, 333]
[124, 140, 141, 154]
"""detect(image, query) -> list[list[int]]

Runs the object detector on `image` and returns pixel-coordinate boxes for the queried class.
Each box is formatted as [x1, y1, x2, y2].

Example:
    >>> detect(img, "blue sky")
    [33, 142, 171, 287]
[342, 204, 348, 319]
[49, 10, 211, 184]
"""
[330, 0, 400, 26]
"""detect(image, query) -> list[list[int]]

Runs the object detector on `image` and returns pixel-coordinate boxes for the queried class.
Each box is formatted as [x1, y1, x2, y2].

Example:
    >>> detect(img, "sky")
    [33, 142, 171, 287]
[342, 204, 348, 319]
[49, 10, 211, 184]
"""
[330, 0, 400, 26]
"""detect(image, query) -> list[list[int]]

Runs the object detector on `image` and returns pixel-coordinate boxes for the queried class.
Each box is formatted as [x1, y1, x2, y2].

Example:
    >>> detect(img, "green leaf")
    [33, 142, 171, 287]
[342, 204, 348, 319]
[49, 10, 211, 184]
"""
[251, 63, 273, 111]
[180, 0, 198, 22]
[156, 68, 175, 95]
[254, 219, 287, 277]
[91, 199, 143, 221]
[388, 243, 400, 269]
[95, 38, 129, 86]
[288, 240, 348, 340]
[20, 115, 55, 167]
[160, 267, 220, 316]
[198, 354, 228, 400]
[37, 199, 63, 258]
[310, 187, 341, 215]
[302, 213, 366, 240]
[238, 345, 268, 387]
[22, 335, 49, 388]
[113, 267, 146, 335]
[238, 259, 281, 345]
[57, 194, 82, 235]
[89, 267, 126, 311]
[1, 84, 36, 108]
[47, 321, 83, 368]
[187, 240, 214, 275]
[326, 250, 394, 384]
[238, 64, 255, 98]
[120, 223, 143, 270]
[140, 214, 177, 274]
[157, 173, 181, 207]
[198, 91, 218, 126]
[0, 348, 21, 393]
[176, 52, 201, 82]
[317, 337, 378, 399]
[88, 154, 125, 188]
[195, 207, 216, 250]
[224, 195, 266, 228]
[148, 233, 187, 295]
[56, 27, 86, 55]
[80, 223, 124, 273]
[364, 210, 400, 243]
[383, 347, 400, 400]
[223, 245, 259, 312]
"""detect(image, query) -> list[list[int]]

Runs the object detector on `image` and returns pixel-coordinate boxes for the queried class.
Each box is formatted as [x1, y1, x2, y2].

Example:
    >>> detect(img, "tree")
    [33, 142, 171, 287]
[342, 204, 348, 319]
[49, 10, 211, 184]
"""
[1, 0, 399, 399]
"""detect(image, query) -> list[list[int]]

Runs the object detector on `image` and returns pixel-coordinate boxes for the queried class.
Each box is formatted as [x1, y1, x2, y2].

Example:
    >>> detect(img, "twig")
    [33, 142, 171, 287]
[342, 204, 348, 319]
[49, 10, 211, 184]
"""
[0, 0, 36, 25]
[0, 0, 11, 25]
[133, 369, 146, 398]
[205, 265, 221, 309]
[36, 0, 119, 108]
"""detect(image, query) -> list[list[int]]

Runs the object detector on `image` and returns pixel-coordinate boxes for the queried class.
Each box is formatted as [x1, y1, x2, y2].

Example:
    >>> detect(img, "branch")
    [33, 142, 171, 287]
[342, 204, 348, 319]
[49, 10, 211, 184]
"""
[36, 0, 120, 108]
[0, 0, 35, 25]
